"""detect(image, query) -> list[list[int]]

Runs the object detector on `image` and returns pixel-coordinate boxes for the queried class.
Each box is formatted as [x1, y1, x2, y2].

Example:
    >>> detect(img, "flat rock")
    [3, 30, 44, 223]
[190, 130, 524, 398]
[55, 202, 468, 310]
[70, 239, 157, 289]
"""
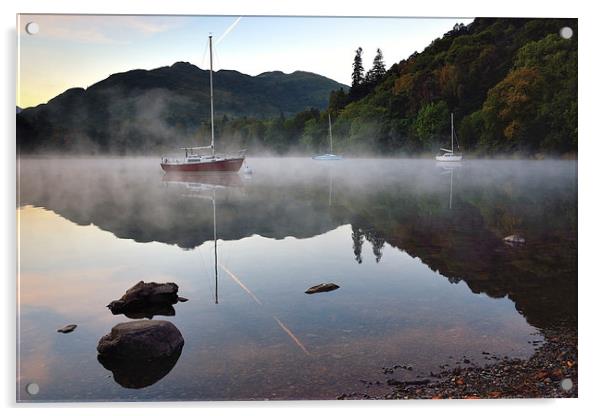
[57, 324, 77, 333]
[97, 320, 184, 360]
[107, 281, 182, 315]
[305, 283, 340, 294]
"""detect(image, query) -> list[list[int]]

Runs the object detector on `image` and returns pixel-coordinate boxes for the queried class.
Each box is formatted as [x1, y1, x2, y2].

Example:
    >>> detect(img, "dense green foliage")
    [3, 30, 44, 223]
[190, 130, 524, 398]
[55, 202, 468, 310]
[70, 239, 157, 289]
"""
[189, 18, 577, 156]
[17, 18, 577, 156]
[326, 18, 577, 156]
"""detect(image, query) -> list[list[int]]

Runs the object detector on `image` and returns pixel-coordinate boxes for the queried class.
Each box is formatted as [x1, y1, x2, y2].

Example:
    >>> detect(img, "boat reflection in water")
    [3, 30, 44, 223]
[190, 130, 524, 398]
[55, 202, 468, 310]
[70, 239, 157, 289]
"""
[161, 170, 313, 355]
[162, 171, 244, 192]
[162, 171, 246, 304]
[437, 161, 462, 210]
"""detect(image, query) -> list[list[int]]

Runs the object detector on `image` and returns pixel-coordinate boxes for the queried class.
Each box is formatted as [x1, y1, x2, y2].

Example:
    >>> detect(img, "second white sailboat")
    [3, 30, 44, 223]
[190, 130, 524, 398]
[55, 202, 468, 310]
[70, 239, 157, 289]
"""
[313, 113, 343, 161]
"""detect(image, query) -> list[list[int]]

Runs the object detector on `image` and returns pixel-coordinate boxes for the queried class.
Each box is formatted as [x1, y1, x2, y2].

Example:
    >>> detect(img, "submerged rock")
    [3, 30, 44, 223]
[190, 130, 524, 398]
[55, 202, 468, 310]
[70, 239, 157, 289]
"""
[305, 283, 340, 294]
[97, 320, 184, 389]
[107, 281, 183, 316]
[57, 324, 77, 333]
[97, 320, 184, 360]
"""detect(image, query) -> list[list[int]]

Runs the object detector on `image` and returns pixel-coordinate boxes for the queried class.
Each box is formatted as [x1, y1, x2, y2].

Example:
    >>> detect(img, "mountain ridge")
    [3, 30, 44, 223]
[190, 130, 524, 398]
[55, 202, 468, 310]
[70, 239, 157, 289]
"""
[17, 62, 347, 153]
[21, 62, 347, 112]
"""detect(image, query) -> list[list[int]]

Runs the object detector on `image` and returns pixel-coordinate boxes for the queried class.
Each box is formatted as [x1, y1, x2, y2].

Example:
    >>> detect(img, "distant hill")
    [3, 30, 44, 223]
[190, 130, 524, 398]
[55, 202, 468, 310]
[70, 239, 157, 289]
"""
[17, 62, 347, 153]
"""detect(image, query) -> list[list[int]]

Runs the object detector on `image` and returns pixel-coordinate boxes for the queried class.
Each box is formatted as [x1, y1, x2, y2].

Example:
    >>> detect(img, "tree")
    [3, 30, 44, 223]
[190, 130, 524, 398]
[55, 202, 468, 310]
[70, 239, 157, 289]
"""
[479, 67, 545, 152]
[350, 47, 365, 100]
[414, 101, 449, 150]
[328, 88, 349, 115]
[365, 48, 386, 86]
[264, 112, 287, 153]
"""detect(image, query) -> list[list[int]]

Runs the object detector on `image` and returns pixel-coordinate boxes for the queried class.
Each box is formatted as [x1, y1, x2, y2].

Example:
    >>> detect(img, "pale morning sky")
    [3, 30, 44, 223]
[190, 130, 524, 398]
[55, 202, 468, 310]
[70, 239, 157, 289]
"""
[17, 15, 474, 109]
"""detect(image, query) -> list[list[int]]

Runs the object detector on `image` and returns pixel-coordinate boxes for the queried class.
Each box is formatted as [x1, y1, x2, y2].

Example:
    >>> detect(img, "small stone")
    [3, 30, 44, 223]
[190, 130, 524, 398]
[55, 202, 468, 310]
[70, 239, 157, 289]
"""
[57, 324, 77, 333]
[305, 283, 340, 294]
[561, 378, 573, 391]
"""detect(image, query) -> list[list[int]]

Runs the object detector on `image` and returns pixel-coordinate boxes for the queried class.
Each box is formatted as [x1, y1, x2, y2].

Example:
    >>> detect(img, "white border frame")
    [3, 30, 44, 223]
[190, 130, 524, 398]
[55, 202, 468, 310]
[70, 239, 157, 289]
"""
[3, 1, 600, 415]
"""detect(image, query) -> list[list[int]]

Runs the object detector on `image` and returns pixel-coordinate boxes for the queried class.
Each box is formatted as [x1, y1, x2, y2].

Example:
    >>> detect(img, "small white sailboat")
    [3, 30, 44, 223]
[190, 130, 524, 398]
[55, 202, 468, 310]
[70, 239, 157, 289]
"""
[436, 113, 463, 162]
[313, 113, 343, 161]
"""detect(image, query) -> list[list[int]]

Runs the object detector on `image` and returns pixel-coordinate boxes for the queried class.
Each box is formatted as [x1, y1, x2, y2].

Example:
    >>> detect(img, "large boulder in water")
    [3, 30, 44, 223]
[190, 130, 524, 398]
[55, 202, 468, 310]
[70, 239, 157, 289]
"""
[98, 321, 184, 389]
[97, 321, 184, 389]
[107, 281, 182, 316]
[97, 320, 184, 360]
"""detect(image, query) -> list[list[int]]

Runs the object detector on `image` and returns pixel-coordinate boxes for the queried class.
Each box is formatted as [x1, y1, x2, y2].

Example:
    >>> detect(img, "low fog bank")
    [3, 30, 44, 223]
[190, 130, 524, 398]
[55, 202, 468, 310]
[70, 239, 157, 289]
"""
[17, 147, 578, 160]
[17, 157, 577, 197]
[16, 86, 577, 159]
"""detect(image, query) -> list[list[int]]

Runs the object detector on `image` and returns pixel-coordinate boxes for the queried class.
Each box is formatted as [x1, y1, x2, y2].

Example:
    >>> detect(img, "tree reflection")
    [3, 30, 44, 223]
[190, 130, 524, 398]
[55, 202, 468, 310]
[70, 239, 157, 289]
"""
[351, 224, 364, 264]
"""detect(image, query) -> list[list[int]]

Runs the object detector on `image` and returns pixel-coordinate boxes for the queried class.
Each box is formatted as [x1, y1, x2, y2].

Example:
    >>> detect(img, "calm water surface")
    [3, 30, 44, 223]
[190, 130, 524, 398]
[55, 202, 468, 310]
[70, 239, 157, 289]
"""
[17, 158, 577, 401]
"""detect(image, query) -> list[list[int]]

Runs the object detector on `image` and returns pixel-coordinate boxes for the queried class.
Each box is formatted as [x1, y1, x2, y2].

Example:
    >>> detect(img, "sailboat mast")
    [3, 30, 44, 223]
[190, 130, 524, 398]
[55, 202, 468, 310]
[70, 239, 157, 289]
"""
[209, 35, 215, 157]
[449, 168, 454, 209]
[213, 188, 218, 304]
[328, 113, 333, 153]
[451, 112, 454, 154]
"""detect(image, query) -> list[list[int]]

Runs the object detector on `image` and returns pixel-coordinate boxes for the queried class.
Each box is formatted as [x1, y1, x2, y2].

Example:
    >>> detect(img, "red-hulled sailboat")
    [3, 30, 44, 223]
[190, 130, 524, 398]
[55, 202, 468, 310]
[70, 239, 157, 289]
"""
[161, 35, 246, 173]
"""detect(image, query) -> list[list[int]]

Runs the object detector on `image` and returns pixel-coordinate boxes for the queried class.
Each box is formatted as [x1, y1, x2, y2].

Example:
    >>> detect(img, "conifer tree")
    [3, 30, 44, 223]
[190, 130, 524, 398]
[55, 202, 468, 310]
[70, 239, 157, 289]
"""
[350, 47, 364, 95]
[365, 48, 386, 86]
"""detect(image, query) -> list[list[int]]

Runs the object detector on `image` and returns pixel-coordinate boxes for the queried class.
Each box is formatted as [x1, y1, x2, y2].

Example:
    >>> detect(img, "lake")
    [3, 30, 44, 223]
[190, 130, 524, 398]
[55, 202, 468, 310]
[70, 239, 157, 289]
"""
[16, 157, 577, 401]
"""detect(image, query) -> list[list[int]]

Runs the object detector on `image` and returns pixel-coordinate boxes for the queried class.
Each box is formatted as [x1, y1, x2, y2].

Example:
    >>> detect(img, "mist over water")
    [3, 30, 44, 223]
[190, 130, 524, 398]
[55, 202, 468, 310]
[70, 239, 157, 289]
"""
[17, 157, 577, 401]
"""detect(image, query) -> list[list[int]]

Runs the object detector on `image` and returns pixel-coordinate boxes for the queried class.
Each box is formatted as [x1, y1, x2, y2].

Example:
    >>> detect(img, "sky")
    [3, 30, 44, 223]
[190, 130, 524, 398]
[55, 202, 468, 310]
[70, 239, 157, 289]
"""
[17, 15, 473, 109]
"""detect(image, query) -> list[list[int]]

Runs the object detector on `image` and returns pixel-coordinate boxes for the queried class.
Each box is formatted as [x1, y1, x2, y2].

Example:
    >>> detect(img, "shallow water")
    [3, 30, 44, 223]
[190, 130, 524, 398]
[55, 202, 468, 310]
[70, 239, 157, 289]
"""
[16, 157, 577, 401]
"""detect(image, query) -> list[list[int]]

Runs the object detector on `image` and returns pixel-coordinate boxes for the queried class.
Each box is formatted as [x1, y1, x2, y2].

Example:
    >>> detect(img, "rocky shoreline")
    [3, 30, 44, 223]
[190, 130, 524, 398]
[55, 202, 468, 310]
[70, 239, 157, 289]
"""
[338, 327, 577, 400]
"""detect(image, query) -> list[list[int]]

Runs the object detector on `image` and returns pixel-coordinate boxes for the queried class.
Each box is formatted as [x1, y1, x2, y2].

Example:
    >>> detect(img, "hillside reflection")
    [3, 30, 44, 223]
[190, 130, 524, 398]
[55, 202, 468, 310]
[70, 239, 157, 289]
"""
[18, 158, 577, 330]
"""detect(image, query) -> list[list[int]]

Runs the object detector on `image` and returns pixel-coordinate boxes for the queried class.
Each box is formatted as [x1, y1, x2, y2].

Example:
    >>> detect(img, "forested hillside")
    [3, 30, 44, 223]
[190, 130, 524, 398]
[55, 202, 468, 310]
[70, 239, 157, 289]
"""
[217, 18, 577, 156]
[330, 18, 577, 156]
